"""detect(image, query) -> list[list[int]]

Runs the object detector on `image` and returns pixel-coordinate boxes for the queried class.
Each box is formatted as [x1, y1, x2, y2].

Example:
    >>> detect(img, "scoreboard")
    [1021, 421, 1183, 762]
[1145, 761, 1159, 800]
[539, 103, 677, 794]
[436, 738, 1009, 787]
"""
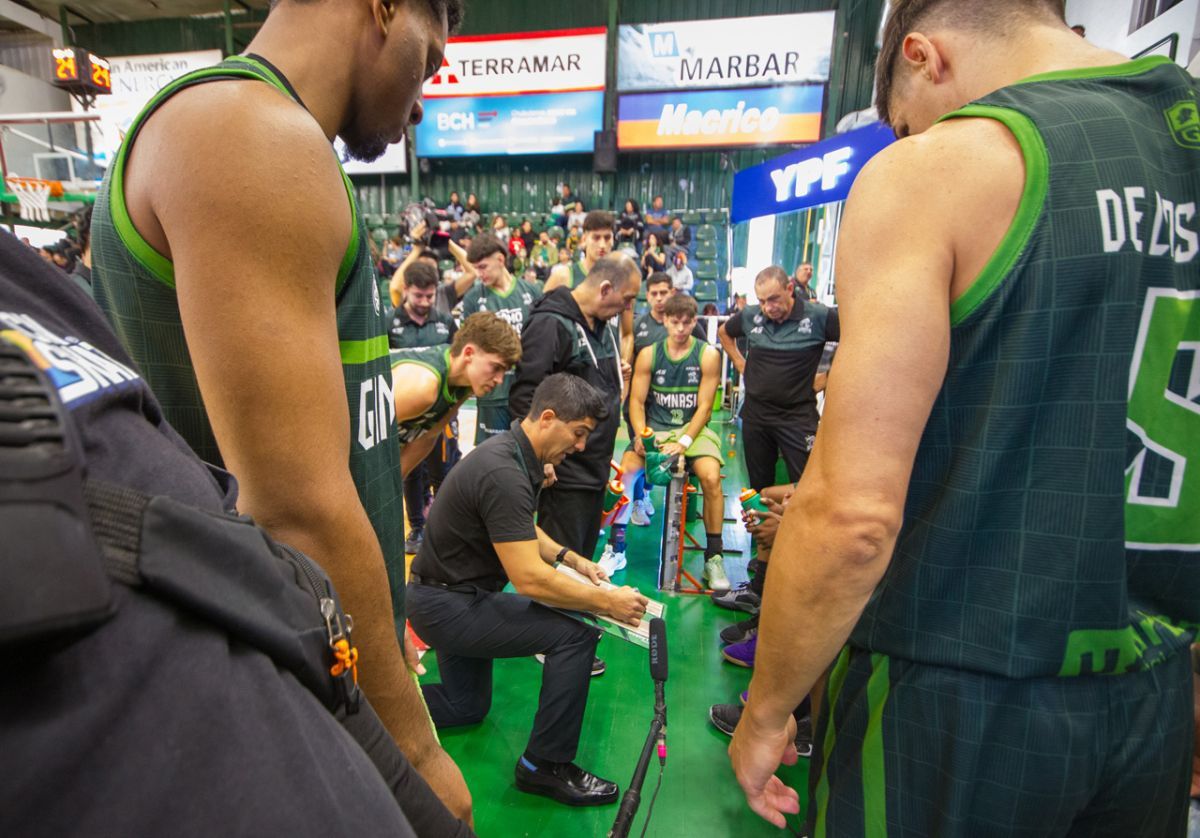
[52, 47, 112, 96]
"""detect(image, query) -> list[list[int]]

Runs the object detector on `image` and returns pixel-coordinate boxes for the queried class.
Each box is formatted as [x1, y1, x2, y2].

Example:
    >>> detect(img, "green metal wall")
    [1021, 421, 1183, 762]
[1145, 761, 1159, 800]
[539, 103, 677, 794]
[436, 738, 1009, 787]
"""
[73, 1, 883, 216]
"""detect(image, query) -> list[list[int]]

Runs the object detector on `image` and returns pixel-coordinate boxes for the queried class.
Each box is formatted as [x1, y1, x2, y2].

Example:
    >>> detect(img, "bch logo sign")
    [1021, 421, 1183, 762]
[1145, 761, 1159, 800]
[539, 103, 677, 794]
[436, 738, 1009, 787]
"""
[1165, 98, 1200, 150]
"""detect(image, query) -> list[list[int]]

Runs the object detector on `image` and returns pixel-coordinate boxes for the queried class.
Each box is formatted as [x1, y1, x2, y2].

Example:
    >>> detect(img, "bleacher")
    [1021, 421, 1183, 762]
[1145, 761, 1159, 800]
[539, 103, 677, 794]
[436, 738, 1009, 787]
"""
[364, 199, 732, 314]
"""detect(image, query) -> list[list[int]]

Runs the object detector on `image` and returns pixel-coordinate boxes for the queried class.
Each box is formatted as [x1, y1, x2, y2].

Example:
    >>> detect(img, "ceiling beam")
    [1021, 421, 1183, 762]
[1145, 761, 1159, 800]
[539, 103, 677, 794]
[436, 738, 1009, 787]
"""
[0, 0, 61, 44]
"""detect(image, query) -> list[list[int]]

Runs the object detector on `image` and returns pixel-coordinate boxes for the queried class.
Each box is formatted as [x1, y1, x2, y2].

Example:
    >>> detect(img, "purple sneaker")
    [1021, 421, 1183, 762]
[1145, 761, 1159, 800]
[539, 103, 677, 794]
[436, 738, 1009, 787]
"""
[739, 689, 749, 706]
[722, 635, 756, 668]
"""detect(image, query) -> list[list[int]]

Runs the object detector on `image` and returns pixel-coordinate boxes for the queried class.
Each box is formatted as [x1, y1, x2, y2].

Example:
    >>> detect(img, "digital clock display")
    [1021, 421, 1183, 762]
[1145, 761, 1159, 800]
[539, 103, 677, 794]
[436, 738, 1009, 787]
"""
[51, 47, 112, 95]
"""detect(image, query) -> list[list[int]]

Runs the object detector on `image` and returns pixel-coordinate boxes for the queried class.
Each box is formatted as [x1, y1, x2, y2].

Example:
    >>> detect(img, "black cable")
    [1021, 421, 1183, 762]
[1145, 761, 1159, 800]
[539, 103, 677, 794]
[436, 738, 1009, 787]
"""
[636, 763, 665, 838]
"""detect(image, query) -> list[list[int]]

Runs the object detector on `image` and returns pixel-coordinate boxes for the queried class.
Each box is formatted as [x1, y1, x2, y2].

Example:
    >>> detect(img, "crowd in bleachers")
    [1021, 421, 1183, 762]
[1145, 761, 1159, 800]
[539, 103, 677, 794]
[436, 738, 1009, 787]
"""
[366, 184, 730, 312]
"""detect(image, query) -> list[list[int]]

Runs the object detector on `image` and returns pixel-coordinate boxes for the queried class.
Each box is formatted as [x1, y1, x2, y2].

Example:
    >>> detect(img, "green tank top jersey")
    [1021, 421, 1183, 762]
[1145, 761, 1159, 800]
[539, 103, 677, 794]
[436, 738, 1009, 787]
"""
[645, 337, 704, 431]
[90, 55, 406, 614]
[461, 276, 539, 406]
[568, 259, 587, 289]
[390, 346, 468, 445]
[851, 57, 1200, 679]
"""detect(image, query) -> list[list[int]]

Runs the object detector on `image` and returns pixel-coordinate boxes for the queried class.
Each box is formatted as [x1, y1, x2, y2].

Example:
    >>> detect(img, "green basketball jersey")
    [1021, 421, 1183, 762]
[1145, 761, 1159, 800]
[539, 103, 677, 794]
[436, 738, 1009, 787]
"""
[461, 275, 539, 406]
[645, 337, 704, 431]
[568, 259, 587, 289]
[851, 57, 1200, 679]
[390, 346, 468, 444]
[90, 54, 406, 617]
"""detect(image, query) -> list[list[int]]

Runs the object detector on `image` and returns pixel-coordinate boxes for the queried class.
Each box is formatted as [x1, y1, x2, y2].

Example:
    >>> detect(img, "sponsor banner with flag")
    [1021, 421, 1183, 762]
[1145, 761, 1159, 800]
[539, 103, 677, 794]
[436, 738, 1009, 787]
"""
[423, 27, 606, 99]
[416, 91, 604, 157]
[617, 86, 824, 151]
[617, 12, 834, 92]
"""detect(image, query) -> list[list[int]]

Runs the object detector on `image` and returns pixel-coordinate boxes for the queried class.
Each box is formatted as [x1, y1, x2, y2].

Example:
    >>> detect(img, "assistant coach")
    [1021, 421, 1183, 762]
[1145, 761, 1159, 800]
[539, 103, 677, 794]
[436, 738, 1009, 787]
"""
[407, 373, 649, 807]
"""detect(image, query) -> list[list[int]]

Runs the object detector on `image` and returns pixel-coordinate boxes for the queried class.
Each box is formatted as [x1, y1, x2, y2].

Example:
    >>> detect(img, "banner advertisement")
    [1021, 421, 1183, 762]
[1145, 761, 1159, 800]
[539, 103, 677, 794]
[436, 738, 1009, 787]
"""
[418, 27, 606, 157]
[416, 90, 604, 157]
[617, 12, 835, 92]
[617, 86, 824, 151]
[76, 50, 221, 166]
[423, 27, 607, 98]
[730, 121, 895, 223]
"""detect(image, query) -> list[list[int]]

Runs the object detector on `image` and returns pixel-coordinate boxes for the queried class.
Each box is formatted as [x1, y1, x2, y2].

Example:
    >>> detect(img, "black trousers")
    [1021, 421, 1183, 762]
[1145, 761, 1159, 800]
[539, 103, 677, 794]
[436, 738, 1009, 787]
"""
[741, 416, 814, 492]
[403, 433, 461, 530]
[406, 582, 601, 764]
[538, 485, 606, 561]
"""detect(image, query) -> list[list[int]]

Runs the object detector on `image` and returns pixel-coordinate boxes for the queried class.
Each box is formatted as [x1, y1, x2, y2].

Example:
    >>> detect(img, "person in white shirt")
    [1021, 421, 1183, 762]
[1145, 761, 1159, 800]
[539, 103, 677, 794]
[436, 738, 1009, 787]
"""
[667, 250, 694, 295]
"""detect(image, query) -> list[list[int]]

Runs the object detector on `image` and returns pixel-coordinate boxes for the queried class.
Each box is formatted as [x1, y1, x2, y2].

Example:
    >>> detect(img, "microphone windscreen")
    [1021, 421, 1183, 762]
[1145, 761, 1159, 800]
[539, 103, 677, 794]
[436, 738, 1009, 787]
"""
[649, 617, 668, 682]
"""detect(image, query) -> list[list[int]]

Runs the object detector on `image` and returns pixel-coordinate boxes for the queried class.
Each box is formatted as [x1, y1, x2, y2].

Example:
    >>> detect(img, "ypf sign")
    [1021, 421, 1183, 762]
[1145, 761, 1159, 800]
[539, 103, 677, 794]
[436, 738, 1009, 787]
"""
[731, 121, 896, 223]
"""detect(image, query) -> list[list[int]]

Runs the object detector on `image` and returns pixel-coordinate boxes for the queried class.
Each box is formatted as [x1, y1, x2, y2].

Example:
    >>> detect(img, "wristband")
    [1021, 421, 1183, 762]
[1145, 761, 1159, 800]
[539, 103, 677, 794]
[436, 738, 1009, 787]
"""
[678, 433, 694, 450]
[555, 546, 570, 564]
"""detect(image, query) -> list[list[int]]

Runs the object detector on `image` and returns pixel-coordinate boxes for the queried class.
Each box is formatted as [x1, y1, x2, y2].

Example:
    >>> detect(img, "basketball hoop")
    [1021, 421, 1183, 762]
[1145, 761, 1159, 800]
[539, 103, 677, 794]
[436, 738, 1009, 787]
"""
[6, 176, 62, 223]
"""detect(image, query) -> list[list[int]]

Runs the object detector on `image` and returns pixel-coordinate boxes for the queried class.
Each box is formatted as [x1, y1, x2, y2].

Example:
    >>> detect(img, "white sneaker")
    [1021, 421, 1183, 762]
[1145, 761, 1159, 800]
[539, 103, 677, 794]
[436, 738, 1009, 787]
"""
[630, 500, 652, 527]
[704, 554, 731, 592]
[597, 544, 627, 575]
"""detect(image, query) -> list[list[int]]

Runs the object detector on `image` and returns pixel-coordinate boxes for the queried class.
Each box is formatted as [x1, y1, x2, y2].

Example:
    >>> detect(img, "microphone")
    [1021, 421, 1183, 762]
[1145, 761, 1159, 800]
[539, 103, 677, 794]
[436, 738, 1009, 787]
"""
[648, 618, 668, 765]
[610, 619, 670, 837]
[649, 617, 668, 683]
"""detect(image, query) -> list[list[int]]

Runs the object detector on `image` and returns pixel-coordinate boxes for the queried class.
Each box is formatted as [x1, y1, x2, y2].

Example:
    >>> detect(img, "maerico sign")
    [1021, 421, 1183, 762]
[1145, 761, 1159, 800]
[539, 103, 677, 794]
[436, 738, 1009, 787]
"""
[730, 122, 895, 223]
[617, 86, 824, 150]
[617, 12, 834, 92]
[422, 27, 607, 98]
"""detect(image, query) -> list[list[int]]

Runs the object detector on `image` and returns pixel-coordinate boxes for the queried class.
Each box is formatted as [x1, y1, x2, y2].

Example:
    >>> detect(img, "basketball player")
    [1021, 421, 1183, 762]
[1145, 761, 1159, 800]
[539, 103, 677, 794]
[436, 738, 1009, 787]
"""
[89, 0, 472, 819]
[729, 1, 1199, 834]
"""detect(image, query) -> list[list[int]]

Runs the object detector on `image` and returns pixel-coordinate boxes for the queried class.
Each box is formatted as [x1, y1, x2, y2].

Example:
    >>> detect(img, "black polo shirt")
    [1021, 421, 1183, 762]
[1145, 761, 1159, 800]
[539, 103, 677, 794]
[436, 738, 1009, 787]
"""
[724, 294, 839, 428]
[388, 303, 457, 349]
[411, 421, 542, 590]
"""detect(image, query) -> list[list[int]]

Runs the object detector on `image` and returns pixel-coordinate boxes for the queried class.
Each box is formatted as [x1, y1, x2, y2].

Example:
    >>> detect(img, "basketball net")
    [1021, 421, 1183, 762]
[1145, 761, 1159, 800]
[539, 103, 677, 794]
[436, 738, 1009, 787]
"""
[6, 177, 54, 223]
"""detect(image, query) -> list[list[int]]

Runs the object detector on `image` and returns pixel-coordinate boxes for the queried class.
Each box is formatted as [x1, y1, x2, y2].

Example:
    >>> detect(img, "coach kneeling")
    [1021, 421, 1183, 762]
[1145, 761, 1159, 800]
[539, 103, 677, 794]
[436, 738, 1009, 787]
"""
[407, 373, 649, 807]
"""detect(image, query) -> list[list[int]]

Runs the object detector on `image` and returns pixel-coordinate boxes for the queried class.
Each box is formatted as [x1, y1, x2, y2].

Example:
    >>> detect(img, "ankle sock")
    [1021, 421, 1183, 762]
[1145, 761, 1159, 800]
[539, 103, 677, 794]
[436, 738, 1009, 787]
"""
[705, 533, 723, 560]
[521, 750, 560, 771]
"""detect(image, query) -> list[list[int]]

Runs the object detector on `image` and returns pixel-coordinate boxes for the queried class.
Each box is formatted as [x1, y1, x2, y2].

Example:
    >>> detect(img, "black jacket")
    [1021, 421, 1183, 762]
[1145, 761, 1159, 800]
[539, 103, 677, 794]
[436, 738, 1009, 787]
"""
[509, 287, 622, 490]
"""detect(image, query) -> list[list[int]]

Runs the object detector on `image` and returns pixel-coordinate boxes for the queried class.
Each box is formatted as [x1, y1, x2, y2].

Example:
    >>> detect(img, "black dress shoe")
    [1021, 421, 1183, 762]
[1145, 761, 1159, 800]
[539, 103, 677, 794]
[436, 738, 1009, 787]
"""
[514, 758, 619, 806]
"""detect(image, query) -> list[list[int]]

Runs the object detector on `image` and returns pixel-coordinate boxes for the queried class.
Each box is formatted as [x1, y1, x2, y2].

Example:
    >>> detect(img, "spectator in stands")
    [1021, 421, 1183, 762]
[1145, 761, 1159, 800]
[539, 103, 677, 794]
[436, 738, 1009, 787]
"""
[793, 262, 817, 301]
[531, 231, 558, 281]
[617, 199, 643, 249]
[644, 195, 670, 241]
[518, 219, 536, 255]
[566, 224, 582, 253]
[384, 233, 405, 265]
[558, 246, 574, 270]
[510, 237, 528, 275]
[641, 233, 667, 277]
[446, 191, 464, 221]
[567, 201, 587, 231]
[462, 193, 482, 230]
[667, 250, 694, 295]
[559, 183, 575, 209]
[492, 214, 511, 244]
[667, 216, 691, 255]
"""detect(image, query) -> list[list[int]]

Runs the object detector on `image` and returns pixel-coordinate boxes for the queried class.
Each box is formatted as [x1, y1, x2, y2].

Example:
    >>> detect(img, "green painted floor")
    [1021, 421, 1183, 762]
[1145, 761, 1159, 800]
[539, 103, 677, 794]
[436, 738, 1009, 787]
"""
[421, 410, 810, 837]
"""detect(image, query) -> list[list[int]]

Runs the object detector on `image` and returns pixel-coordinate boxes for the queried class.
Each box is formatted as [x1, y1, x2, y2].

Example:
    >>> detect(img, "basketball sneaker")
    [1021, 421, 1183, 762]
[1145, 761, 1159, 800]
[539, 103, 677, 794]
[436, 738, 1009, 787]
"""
[597, 544, 626, 575]
[704, 554, 731, 592]
[630, 499, 652, 527]
[719, 615, 758, 645]
[710, 583, 761, 614]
